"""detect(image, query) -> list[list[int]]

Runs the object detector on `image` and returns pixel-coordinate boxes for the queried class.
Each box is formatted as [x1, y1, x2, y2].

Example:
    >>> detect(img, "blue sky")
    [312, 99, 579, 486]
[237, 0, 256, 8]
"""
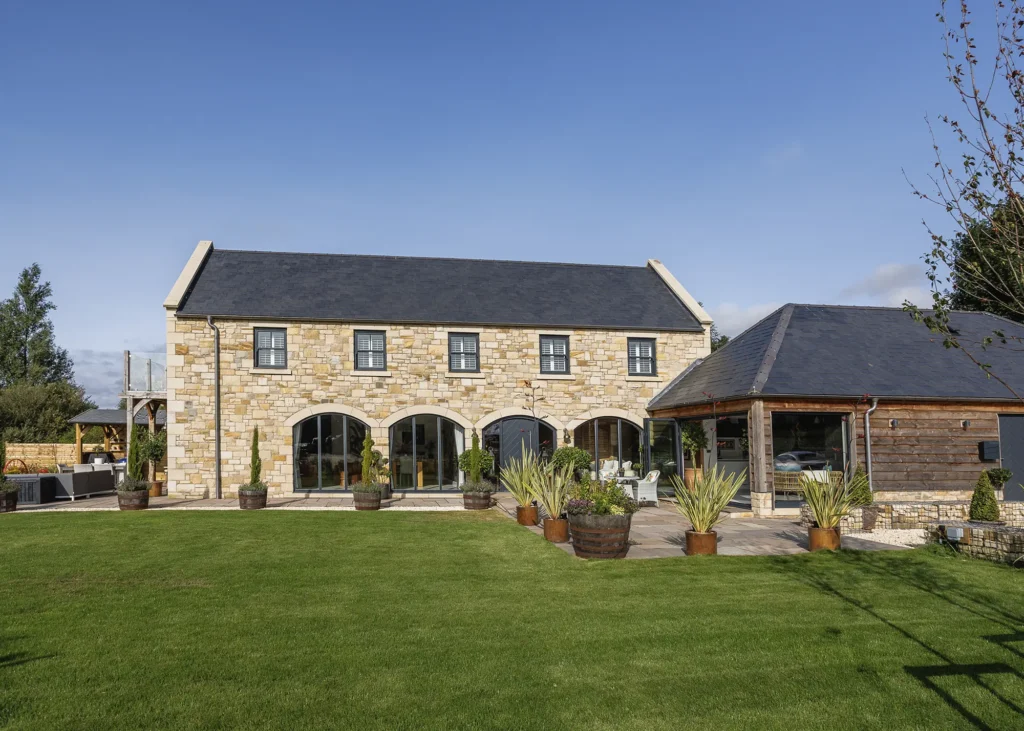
[0, 1, 966, 405]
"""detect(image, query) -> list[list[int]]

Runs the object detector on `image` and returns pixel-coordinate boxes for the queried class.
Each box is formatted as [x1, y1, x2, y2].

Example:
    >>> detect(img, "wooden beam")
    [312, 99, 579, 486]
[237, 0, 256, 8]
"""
[749, 400, 767, 493]
[74, 423, 83, 465]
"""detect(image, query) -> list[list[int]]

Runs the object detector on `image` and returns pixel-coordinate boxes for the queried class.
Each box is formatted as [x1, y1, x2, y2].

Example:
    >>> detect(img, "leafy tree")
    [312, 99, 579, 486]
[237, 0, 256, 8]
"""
[969, 470, 1000, 522]
[0, 264, 74, 388]
[249, 427, 262, 486]
[458, 432, 494, 481]
[906, 1, 1024, 399]
[710, 323, 730, 352]
[0, 382, 95, 443]
[680, 421, 708, 467]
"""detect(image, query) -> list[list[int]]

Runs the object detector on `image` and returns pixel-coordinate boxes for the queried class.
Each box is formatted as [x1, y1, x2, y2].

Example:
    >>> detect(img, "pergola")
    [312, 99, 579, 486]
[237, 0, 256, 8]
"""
[67, 409, 166, 465]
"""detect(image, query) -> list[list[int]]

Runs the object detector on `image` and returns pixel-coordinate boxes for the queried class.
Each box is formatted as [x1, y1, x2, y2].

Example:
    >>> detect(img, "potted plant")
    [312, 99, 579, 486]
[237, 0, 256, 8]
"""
[550, 446, 593, 482]
[501, 452, 540, 525]
[802, 470, 855, 551]
[353, 432, 383, 510]
[969, 470, 1001, 523]
[459, 432, 494, 510]
[239, 427, 269, 509]
[530, 464, 573, 542]
[681, 421, 708, 489]
[139, 429, 167, 498]
[565, 480, 639, 558]
[987, 467, 1013, 498]
[0, 435, 19, 514]
[118, 431, 150, 510]
[848, 465, 879, 530]
[669, 465, 746, 555]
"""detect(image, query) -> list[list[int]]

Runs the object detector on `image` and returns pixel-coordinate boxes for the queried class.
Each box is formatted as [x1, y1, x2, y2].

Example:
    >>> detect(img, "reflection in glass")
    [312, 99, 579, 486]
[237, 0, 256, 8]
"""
[292, 414, 370, 491]
[389, 415, 465, 490]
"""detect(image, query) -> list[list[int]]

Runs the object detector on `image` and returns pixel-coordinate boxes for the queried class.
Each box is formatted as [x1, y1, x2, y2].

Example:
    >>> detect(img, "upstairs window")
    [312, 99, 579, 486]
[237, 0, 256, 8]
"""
[628, 338, 656, 376]
[254, 328, 287, 368]
[449, 333, 479, 372]
[355, 330, 386, 371]
[540, 335, 569, 374]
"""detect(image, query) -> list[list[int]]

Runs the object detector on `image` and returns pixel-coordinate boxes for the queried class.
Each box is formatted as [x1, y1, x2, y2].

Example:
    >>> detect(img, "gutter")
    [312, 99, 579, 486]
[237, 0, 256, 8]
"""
[864, 398, 879, 491]
[207, 316, 222, 500]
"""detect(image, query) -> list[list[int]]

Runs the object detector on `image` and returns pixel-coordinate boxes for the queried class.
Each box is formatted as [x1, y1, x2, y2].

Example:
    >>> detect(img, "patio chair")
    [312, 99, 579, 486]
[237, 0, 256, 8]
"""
[621, 461, 635, 477]
[598, 460, 619, 481]
[634, 470, 660, 505]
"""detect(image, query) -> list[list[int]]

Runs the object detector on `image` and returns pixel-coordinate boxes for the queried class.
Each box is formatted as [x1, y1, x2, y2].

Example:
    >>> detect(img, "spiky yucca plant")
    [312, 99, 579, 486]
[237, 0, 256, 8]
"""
[670, 465, 746, 534]
[802, 471, 854, 529]
[500, 451, 540, 507]
[530, 464, 574, 519]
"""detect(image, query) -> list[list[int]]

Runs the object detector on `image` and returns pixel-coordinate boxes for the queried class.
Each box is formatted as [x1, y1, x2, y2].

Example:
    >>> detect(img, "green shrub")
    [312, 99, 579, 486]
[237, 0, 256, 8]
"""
[566, 480, 639, 516]
[848, 465, 873, 507]
[986, 468, 1013, 489]
[458, 432, 494, 482]
[969, 471, 1000, 522]
[681, 421, 708, 465]
[352, 482, 382, 494]
[461, 481, 493, 494]
[550, 446, 592, 474]
[250, 427, 262, 484]
[0, 433, 15, 493]
[127, 424, 145, 481]
[118, 475, 150, 493]
[139, 430, 167, 465]
[0, 430, 6, 474]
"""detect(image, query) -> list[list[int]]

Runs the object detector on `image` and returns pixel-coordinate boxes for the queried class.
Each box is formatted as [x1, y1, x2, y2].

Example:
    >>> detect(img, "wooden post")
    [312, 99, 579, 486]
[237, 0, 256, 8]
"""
[103, 427, 112, 453]
[749, 400, 767, 513]
[75, 423, 83, 464]
[146, 401, 157, 481]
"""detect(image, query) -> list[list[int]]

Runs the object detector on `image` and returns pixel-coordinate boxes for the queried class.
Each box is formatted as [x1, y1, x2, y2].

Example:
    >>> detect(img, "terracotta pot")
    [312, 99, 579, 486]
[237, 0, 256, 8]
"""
[568, 514, 631, 559]
[149, 481, 164, 498]
[685, 530, 717, 555]
[117, 489, 149, 511]
[463, 492, 492, 510]
[354, 492, 382, 511]
[543, 517, 569, 543]
[0, 490, 18, 514]
[683, 467, 703, 490]
[239, 489, 268, 510]
[808, 526, 841, 551]
[516, 505, 539, 526]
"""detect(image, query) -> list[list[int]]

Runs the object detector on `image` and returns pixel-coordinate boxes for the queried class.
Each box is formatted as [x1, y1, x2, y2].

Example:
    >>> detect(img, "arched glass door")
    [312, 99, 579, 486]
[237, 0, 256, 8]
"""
[574, 417, 643, 475]
[481, 417, 556, 480]
[293, 414, 369, 491]
[390, 415, 464, 490]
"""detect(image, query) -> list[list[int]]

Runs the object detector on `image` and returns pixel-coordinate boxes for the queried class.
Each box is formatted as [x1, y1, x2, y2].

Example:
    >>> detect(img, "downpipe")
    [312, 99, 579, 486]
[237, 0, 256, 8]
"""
[207, 316, 222, 500]
[864, 398, 879, 492]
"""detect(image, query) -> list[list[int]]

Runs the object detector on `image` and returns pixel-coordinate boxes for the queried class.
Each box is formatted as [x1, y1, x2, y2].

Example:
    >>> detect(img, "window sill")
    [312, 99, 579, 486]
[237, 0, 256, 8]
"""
[446, 372, 486, 379]
[347, 370, 393, 378]
[249, 367, 293, 376]
[535, 373, 575, 380]
[626, 375, 661, 382]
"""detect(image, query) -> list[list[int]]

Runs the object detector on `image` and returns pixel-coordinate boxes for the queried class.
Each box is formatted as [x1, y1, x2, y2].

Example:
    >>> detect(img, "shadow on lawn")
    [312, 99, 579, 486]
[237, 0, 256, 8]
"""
[773, 551, 1024, 730]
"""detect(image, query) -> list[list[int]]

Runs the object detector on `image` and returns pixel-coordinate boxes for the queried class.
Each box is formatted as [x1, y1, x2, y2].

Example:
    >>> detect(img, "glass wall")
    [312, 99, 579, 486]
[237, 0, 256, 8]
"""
[645, 419, 679, 484]
[771, 412, 847, 472]
[574, 417, 643, 474]
[390, 415, 464, 490]
[293, 414, 369, 491]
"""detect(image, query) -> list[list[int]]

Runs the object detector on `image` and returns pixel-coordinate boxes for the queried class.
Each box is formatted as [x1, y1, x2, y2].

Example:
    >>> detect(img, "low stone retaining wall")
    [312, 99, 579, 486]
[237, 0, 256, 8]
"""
[937, 522, 1024, 566]
[800, 501, 1024, 535]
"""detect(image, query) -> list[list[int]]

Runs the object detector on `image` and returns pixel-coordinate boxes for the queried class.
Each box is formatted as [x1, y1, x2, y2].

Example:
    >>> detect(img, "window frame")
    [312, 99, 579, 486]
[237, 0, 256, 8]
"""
[539, 334, 570, 375]
[448, 332, 480, 373]
[627, 337, 657, 376]
[253, 327, 288, 369]
[353, 329, 387, 371]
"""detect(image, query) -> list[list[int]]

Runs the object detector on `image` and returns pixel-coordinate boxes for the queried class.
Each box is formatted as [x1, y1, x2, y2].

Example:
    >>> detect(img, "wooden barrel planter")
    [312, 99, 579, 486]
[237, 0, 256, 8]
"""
[808, 526, 840, 551]
[685, 530, 717, 555]
[569, 514, 631, 558]
[239, 489, 268, 510]
[117, 489, 149, 511]
[463, 493, 492, 510]
[0, 490, 18, 514]
[354, 492, 382, 511]
[543, 517, 569, 543]
[516, 505, 539, 526]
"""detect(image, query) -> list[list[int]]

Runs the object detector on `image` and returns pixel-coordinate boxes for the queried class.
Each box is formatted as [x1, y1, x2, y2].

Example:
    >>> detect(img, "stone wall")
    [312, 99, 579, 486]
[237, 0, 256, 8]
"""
[165, 313, 707, 497]
[937, 522, 1024, 565]
[800, 501, 1024, 534]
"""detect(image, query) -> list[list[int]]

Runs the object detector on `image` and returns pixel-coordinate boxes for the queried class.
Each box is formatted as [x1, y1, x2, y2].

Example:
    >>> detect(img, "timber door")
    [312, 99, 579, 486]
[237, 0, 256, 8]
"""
[999, 415, 1024, 501]
[499, 418, 538, 471]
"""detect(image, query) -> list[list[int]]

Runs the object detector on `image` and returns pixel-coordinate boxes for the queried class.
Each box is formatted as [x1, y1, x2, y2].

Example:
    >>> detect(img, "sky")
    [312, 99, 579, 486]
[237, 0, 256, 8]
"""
[0, 1, 975, 406]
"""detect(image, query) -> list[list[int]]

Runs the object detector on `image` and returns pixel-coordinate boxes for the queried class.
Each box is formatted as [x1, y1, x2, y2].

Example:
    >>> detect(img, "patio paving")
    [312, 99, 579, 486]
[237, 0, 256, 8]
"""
[13, 493, 466, 512]
[493, 494, 910, 558]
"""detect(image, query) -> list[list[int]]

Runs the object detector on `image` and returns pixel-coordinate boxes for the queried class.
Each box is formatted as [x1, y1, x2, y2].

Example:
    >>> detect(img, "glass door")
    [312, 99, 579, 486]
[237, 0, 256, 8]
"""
[644, 418, 680, 493]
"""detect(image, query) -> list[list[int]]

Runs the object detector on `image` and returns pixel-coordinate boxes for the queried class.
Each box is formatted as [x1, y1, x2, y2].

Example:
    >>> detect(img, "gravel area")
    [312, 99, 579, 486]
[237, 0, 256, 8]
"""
[846, 529, 930, 548]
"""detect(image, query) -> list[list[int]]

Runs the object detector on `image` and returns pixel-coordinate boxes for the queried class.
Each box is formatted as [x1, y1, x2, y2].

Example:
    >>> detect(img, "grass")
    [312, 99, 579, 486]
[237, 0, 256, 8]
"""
[2, 511, 1023, 730]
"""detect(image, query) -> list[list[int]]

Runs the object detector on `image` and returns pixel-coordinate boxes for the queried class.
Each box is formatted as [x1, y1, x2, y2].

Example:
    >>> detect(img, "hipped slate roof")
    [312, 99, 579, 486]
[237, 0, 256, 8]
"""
[175, 249, 704, 331]
[649, 304, 1024, 410]
[69, 409, 166, 427]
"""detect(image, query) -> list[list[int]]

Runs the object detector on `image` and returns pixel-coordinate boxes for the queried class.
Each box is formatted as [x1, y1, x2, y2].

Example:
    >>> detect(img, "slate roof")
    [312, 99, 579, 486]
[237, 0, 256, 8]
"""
[648, 304, 1024, 410]
[175, 249, 704, 331]
[69, 409, 166, 427]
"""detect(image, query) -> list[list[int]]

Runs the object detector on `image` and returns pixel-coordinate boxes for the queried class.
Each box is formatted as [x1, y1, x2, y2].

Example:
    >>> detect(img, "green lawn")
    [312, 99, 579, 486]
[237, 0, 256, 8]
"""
[2, 512, 1023, 730]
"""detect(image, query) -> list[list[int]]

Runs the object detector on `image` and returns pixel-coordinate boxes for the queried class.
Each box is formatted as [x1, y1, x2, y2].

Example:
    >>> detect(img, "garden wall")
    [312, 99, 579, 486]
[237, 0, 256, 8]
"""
[4, 443, 104, 469]
[937, 522, 1024, 565]
[800, 501, 1024, 534]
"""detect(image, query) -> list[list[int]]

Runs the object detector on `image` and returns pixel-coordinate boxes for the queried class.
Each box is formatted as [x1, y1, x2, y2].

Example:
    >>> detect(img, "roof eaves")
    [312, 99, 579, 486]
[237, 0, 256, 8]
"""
[648, 357, 705, 409]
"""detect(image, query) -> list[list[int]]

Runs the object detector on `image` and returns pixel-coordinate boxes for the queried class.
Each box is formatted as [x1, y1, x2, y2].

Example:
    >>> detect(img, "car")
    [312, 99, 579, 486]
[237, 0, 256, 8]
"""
[773, 450, 828, 472]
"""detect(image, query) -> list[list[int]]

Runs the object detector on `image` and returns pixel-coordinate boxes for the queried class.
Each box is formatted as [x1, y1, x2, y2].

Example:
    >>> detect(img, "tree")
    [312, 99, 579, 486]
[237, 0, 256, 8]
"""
[361, 431, 374, 484]
[249, 427, 262, 486]
[969, 470, 1000, 522]
[0, 264, 74, 388]
[0, 382, 95, 443]
[710, 323, 730, 352]
[127, 424, 145, 481]
[906, 1, 1024, 398]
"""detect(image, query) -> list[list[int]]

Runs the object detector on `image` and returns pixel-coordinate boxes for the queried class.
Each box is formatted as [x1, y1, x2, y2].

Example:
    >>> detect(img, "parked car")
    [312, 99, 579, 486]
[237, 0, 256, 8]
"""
[774, 451, 828, 472]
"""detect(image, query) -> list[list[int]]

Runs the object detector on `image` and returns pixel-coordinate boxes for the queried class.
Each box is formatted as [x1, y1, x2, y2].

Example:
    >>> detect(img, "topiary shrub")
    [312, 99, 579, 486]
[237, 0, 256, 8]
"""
[127, 424, 146, 481]
[458, 432, 494, 482]
[243, 426, 267, 492]
[986, 468, 1013, 490]
[969, 471, 1000, 522]
[550, 446, 592, 475]
[848, 465, 873, 507]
